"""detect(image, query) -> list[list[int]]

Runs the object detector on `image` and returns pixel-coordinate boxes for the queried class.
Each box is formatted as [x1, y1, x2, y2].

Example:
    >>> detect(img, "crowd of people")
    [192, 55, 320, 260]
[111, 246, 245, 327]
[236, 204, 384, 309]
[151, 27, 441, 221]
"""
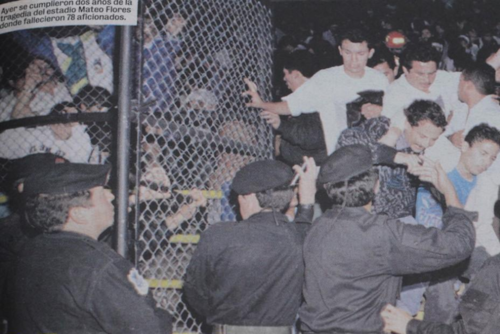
[3, 0, 500, 333]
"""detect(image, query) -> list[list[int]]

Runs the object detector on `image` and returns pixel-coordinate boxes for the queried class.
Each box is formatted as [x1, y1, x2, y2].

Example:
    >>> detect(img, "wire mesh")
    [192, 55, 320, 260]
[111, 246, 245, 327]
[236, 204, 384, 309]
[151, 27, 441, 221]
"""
[0, 25, 116, 198]
[134, 0, 274, 332]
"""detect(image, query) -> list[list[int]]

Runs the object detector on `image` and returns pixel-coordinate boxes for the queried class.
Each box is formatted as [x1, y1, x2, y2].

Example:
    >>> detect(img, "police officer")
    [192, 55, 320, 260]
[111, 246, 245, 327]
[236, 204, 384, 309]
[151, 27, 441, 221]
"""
[5, 163, 173, 333]
[184, 157, 317, 334]
[299, 145, 476, 334]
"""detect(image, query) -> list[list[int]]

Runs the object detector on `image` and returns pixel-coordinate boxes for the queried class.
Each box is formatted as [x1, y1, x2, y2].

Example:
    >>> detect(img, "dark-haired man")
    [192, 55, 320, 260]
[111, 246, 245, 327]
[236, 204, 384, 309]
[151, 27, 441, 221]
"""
[299, 144, 476, 334]
[244, 29, 389, 154]
[5, 163, 173, 333]
[184, 158, 317, 334]
[400, 124, 500, 318]
[260, 50, 327, 166]
[381, 43, 465, 120]
[446, 62, 500, 284]
[368, 46, 399, 84]
[337, 99, 447, 219]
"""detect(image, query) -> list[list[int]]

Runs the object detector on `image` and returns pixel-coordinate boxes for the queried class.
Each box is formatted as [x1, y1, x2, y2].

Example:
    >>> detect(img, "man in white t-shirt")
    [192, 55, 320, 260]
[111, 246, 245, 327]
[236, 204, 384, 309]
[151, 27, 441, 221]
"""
[0, 102, 93, 163]
[383, 47, 500, 255]
[448, 63, 500, 256]
[244, 28, 389, 154]
[0, 58, 71, 122]
[381, 43, 465, 121]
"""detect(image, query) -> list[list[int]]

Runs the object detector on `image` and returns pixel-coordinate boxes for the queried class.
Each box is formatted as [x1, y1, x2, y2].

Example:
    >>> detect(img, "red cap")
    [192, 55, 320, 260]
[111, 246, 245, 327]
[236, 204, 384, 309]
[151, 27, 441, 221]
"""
[386, 31, 406, 49]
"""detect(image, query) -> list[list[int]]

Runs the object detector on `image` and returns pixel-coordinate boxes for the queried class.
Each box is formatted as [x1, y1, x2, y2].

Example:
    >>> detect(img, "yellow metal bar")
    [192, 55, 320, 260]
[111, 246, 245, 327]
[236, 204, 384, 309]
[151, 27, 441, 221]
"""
[175, 189, 223, 199]
[147, 279, 183, 289]
[169, 234, 200, 244]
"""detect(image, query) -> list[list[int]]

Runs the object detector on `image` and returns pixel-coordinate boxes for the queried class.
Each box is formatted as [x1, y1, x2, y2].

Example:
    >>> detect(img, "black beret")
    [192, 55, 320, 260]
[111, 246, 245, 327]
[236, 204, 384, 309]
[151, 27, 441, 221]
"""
[23, 163, 111, 196]
[318, 144, 373, 185]
[9, 153, 68, 183]
[231, 160, 294, 195]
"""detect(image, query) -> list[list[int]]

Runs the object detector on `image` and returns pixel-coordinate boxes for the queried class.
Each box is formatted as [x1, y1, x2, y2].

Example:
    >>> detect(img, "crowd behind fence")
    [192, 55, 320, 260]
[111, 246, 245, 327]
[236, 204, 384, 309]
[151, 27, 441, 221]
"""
[0, 0, 274, 332]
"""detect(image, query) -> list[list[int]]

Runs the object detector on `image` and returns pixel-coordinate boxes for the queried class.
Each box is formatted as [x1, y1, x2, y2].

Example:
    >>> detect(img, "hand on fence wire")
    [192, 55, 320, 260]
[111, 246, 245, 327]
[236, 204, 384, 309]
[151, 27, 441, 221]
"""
[129, 167, 172, 204]
[242, 78, 264, 109]
[164, 189, 207, 230]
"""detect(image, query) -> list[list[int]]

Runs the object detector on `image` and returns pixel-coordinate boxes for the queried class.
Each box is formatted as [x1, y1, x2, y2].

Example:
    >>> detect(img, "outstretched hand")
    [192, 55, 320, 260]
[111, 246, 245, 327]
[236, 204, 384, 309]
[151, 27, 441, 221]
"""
[242, 78, 264, 108]
[394, 152, 423, 174]
[293, 157, 318, 205]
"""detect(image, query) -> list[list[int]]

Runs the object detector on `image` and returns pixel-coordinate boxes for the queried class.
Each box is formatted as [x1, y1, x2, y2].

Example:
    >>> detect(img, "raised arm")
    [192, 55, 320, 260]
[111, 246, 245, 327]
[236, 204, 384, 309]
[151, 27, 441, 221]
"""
[243, 78, 291, 115]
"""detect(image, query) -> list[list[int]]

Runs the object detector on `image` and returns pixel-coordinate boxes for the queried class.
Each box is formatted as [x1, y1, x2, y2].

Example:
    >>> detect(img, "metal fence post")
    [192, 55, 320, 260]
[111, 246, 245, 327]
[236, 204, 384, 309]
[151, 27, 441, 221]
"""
[114, 25, 134, 257]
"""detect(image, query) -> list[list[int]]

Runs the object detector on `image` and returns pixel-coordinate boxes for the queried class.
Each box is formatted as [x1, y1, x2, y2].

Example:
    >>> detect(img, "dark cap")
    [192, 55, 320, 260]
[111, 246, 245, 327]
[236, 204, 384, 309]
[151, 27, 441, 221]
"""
[318, 144, 373, 185]
[9, 153, 68, 184]
[231, 160, 294, 195]
[23, 163, 111, 196]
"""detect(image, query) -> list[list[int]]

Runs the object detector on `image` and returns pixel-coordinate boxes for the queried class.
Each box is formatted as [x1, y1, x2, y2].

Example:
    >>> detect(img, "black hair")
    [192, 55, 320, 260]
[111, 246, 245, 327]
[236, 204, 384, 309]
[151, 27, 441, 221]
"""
[367, 46, 396, 69]
[25, 190, 92, 233]
[401, 43, 441, 70]
[73, 85, 112, 109]
[462, 63, 496, 95]
[323, 169, 378, 207]
[282, 50, 317, 79]
[255, 186, 295, 211]
[340, 28, 373, 49]
[465, 123, 500, 147]
[404, 100, 447, 130]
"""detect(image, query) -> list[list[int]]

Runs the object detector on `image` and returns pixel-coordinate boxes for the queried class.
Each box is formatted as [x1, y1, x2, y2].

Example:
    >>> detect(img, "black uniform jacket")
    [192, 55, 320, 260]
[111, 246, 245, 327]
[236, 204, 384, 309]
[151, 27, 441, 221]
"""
[278, 112, 327, 167]
[6, 231, 172, 334]
[407, 254, 500, 334]
[299, 206, 476, 334]
[184, 210, 311, 326]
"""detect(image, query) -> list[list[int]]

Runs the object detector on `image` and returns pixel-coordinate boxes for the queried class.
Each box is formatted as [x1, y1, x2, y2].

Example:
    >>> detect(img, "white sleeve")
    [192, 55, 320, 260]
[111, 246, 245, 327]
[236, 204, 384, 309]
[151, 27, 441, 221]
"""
[282, 71, 331, 117]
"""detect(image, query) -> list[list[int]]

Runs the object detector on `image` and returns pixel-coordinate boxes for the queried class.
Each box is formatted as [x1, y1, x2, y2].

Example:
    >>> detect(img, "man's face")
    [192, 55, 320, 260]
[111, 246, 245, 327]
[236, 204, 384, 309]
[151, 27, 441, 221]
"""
[50, 106, 79, 140]
[373, 61, 396, 83]
[403, 61, 437, 92]
[461, 139, 500, 176]
[283, 69, 300, 92]
[404, 120, 444, 153]
[87, 186, 115, 232]
[338, 40, 374, 77]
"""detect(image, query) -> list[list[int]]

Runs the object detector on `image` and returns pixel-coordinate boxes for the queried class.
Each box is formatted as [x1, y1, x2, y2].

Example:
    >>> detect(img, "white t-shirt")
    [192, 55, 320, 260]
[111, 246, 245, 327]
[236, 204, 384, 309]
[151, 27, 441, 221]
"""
[283, 65, 389, 154]
[448, 95, 500, 135]
[0, 84, 72, 122]
[383, 70, 465, 120]
[384, 70, 466, 171]
[0, 125, 93, 163]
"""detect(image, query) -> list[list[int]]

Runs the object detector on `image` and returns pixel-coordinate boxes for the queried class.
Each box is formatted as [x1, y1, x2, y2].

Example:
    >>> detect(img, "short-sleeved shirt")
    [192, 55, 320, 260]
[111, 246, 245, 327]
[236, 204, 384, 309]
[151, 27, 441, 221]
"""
[6, 231, 172, 334]
[416, 168, 477, 229]
[382, 70, 465, 120]
[0, 125, 93, 163]
[283, 66, 389, 154]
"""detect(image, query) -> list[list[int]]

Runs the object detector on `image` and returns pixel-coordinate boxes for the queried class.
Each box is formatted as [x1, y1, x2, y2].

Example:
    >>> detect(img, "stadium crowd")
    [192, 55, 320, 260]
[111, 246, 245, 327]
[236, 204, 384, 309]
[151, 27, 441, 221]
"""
[2, 0, 500, 333]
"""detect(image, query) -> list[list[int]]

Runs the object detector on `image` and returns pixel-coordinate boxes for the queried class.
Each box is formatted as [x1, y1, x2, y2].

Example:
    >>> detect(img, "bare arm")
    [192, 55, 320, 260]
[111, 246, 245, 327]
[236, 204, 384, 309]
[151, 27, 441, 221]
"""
[409, 157, 462, 208]
[243, 78, 291, 115]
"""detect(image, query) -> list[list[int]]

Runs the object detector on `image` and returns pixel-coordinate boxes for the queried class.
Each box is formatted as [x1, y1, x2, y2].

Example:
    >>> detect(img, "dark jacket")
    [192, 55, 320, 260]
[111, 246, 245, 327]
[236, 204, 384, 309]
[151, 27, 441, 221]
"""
[407, 254, 500, 334]
[6, 231, 172, 334]
[299, 206, 476, 334]
[184, 209, 312, 326]
[278, 113, 327, 166]
[337, 117, 418, 218]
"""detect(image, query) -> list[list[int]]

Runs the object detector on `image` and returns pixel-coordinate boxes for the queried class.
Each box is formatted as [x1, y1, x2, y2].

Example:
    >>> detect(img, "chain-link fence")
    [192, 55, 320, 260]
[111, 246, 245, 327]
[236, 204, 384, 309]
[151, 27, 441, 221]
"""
[0, 0, 274, 332]
[133, 0, 274, 332]
[0, 25, 116, 219]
